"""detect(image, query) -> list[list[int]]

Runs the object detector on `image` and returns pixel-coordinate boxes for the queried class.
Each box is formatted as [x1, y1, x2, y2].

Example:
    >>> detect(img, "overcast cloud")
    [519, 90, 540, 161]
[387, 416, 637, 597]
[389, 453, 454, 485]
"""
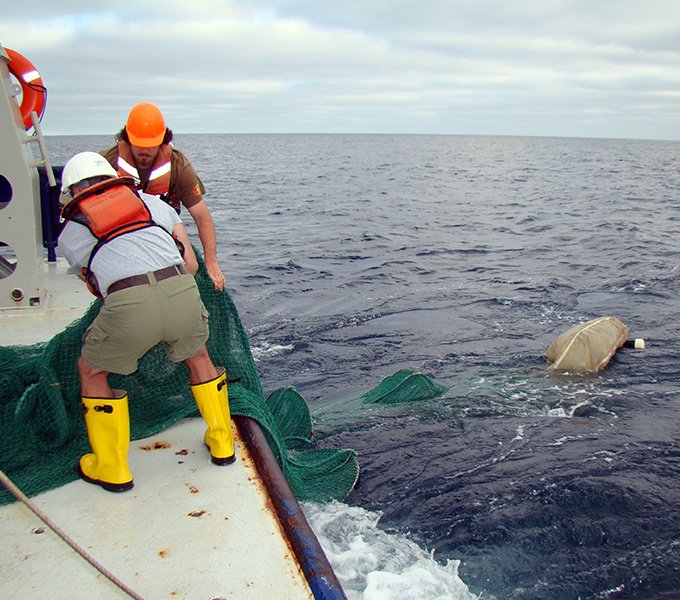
[2, 0, 679, 139]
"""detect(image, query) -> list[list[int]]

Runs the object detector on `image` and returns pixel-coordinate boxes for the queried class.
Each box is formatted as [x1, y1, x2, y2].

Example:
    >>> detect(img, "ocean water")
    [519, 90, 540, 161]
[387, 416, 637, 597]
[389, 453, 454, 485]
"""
[45, 133, 680, 600]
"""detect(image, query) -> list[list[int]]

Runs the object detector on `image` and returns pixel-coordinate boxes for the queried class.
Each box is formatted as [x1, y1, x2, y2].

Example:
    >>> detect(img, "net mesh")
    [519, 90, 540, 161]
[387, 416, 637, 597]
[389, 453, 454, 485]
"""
[0, 250, 359, 505]
[360, 369, 449, 404]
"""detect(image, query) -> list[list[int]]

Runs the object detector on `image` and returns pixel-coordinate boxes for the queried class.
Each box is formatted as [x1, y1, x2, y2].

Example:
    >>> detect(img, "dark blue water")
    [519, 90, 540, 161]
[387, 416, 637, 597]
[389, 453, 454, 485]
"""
[46, 134, 680, 599]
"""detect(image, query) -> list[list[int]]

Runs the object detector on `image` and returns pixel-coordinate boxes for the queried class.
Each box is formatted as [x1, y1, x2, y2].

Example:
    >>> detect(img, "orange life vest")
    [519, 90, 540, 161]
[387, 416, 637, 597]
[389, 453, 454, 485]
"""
[116, 141, 174, 206]
[60, 178, 179, 298]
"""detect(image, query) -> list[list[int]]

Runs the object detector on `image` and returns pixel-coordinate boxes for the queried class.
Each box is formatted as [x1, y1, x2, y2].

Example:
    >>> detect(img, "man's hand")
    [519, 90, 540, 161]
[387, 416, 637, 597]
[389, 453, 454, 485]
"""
[206, 261, 226, 291]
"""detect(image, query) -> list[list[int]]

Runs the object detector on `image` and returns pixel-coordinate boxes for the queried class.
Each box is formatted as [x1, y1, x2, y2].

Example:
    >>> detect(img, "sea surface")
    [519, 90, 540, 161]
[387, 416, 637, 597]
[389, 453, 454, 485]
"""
[45, 133, 680, 600]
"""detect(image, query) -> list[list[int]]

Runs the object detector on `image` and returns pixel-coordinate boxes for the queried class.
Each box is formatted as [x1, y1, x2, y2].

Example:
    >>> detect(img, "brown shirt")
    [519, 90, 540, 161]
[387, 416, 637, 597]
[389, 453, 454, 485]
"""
[100, 145, 206, 212]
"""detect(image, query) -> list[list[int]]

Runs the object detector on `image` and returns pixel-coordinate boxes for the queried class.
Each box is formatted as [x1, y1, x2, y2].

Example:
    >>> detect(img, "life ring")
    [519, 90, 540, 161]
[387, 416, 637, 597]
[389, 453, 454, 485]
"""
[6, 48, 46, 130]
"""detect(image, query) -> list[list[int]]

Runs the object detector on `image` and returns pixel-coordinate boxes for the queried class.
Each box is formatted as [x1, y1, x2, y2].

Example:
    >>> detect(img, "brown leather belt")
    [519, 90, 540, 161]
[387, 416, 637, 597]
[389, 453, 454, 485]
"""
[107, 264, 186, 296]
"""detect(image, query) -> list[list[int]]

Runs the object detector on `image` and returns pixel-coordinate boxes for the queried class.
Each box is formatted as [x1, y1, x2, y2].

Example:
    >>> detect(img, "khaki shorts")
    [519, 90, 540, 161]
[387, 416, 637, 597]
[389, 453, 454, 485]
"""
[82, 273, 209, 375]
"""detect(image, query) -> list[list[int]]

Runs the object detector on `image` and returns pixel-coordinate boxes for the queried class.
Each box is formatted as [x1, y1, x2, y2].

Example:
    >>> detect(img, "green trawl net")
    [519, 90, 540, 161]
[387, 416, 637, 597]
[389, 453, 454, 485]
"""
[0, 250, 359, 505]
[360, 369, 449, 404]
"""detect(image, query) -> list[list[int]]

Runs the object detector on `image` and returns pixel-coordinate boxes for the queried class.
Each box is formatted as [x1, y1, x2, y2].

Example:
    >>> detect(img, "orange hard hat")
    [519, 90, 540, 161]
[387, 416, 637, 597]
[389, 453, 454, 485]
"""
[125, 102, 166, 147]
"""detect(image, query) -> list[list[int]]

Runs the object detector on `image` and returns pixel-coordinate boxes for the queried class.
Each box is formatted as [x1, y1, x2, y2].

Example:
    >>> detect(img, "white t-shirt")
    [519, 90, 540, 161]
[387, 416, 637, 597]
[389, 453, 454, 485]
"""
[59, 192, 184, 297]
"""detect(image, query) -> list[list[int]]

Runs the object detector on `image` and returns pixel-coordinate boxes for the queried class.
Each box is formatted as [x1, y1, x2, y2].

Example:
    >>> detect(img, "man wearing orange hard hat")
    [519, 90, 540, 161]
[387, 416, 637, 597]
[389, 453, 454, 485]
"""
[100, 102, 226, 290]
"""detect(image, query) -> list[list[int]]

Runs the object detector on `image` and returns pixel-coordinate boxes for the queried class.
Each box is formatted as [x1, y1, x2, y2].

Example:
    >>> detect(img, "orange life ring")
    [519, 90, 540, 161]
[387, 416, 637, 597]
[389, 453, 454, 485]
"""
[6, 48, 46, 130]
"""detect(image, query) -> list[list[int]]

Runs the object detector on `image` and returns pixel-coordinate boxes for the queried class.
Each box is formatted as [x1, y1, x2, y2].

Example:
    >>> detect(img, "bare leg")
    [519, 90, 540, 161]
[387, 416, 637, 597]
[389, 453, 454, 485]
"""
[78, 356, 113, 398]
[184, 345, 218, 384]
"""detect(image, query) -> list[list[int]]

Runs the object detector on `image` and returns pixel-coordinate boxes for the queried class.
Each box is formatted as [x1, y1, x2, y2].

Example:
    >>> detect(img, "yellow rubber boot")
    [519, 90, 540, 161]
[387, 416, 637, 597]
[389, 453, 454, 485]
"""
[191, 368, 236, 465]
[79, 391, 134, 492]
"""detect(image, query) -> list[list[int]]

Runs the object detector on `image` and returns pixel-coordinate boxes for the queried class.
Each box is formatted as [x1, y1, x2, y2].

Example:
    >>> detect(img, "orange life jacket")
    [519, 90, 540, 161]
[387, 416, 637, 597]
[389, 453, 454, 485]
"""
[60, 178, 180, 298]
[116, 141, 174, 206]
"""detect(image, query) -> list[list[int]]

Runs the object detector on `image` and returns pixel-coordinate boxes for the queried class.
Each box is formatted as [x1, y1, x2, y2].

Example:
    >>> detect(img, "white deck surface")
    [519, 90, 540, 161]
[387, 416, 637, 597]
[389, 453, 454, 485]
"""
[0, 258, 315, 600]
[0, 258, 93, 346]
[0, 417, 314, 600]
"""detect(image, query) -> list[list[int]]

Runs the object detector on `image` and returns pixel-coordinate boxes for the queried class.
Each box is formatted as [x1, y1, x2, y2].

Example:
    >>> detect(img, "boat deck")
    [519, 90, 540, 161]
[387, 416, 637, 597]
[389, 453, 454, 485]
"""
[0, 258, 93, 346]
[0, 260, 321, 599]
[1, 417, 314, 599]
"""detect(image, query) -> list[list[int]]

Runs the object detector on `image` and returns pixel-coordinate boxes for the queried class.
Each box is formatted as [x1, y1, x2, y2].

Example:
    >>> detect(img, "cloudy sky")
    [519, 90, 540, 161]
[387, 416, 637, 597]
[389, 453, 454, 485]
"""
[2, 1, 679, 139]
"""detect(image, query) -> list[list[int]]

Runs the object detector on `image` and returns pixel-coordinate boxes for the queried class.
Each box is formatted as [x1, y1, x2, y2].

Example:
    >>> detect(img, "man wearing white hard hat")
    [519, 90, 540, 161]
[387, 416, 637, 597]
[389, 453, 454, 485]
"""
[58, 151, 235, 493]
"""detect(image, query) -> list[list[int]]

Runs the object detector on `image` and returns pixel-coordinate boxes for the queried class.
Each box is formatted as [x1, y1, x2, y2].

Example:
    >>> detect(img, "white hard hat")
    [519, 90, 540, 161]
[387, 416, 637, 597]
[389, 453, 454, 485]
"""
[60, 151, 118, 201]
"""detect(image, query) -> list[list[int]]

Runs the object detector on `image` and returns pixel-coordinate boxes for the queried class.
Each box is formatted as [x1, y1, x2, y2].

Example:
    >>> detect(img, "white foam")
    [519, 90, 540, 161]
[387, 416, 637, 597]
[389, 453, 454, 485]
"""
[302, 500, 477, 600]
[250, 342, 294, 360]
